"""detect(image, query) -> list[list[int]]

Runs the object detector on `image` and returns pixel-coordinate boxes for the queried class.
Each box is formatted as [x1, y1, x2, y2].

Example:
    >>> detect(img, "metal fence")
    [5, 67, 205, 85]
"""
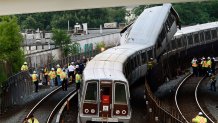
[0, 50, 100, 114]
[144, 79, 186, 123]
[0, 71, 32, 114]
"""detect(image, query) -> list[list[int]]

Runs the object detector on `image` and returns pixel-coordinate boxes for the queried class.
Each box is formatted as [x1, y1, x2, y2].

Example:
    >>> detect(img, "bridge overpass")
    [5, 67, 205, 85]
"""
[0, 0, 207, 16]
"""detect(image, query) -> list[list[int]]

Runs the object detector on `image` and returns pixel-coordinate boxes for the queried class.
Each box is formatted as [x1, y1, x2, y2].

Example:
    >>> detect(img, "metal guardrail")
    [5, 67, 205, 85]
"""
[0, 50, 100, 114]
[144, 79, 186, 123]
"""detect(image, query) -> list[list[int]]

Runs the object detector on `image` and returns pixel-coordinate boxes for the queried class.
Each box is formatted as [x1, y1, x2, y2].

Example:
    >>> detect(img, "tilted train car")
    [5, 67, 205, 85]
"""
[78, 3, 180, 123]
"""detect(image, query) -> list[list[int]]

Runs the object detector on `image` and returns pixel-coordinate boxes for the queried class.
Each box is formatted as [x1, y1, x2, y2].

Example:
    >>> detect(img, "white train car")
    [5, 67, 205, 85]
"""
[169, 21, 218, 51]
[79, 3, 180, 123]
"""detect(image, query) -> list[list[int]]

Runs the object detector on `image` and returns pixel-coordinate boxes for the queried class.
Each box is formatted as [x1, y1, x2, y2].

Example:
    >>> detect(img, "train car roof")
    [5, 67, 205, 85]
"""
[175, 21, 218, 37]
[126, 4, 172, 46]
[83, 44, 146, 82]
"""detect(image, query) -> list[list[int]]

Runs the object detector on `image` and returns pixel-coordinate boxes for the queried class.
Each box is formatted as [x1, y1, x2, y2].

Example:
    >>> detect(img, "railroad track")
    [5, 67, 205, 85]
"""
[175, 74, 215, 123]
[25, 84, 76, 123]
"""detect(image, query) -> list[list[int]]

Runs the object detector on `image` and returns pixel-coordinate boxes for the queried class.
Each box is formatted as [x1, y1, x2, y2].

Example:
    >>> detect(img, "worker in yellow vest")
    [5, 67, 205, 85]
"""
[48, 68, 56, 88]
[75, 70, 81, 90]
[201, 57, 207, 76]
[43, 65, 49, 85]
[147, 58, 155, 71]
[56, 64, 62, 86]
[32, 71, 39, 93]
[206, 57, 212, 76]
[60, 69, 67, 91]
[192, 112, 207, 123]
[21, 62, 28, 71]
[25, 114, 39, 123]
[191, 57, 198, 77]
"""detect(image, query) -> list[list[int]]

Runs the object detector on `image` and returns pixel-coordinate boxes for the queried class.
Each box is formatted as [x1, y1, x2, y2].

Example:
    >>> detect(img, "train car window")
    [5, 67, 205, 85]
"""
[141, 51, 147, 63]
[171, 39, 177, 49]
[194, 34, 199, 43]
[85, 82, 97, 102]
[176, 38, 182, 47]
[147, 49, 153, 59]
[211, 30, 217, 39]
[200, 32, 204, 42]
[205, 31, 211, 40]
[115, 83, 127, 104]
[138, 54, 141, 66]
[134, 56, 137, 68]
[188, 35, 193, 45]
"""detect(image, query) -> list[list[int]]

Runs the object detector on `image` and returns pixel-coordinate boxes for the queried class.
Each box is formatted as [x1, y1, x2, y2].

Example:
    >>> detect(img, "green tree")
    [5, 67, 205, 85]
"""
[51, 29, 71, 57]
[21, 16, 37, 29]
[95, 41, 105, 52]
[0, 16, 24, 83]
[70, 42, 81, 55]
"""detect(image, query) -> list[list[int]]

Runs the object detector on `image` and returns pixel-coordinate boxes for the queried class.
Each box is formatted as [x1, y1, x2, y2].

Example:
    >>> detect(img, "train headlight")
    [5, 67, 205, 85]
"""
[91, 109, 95, 114]
[116, 110, 120, 114]
[122, 110, 126, 114]
[84, 109, 89, 114]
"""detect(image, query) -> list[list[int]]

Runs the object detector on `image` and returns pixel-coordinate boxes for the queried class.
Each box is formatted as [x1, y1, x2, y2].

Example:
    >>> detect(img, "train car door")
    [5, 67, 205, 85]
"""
[99, 81, 112, 118]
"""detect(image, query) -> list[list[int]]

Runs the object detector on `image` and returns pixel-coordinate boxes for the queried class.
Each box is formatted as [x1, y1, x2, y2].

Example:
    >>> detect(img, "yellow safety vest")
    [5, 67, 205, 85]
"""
[76, 74, 81, 83]
[60, 72, 67, 80]
[207, 60, 211, 68]
[49, 71, 56, 79]
[147, 61, 153, 70]
[57, 68, 62, 76]
[44, 68, 49, 75]
[27, 118, 39, 123]
[21, 65, 28, 71]
[192, 115, 207, 123]
[192, 60, 198, 67]
[32, 74, 37, 82]
[201, 61, 208, 68]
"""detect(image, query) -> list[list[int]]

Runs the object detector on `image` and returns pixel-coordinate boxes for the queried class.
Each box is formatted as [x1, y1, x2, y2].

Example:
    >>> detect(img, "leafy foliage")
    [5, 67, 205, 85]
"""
[15, 7, 127, 30]
[95, 41, 105, 52]
[51, 29, 71, 56]
[132, 1, 218, 26]
[70, 42, 81, 55]
[0, 16, 24, 83]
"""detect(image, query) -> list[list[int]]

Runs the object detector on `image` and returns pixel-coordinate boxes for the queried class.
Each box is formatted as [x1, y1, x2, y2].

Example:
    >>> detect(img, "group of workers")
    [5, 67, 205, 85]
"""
[191, 56, 216, 77]
[21, 56, 90, 93]
[191, 56, 217, 92]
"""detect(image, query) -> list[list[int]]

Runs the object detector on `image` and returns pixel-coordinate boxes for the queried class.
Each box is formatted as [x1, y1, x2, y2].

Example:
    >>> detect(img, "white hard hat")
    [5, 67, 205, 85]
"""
[207, 57, 211, 59]
[51, 68, 54, 71]
[198, 112, 203, 116]
[71, 62, 74, 65]
[33, 71, 36, 74]
[76, 65, 79, 68]
[56, 64, 60, 67]
[24, 62, 27, 65]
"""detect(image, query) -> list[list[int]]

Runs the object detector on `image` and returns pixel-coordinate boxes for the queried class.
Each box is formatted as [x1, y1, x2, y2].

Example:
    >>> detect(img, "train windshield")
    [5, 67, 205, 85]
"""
[85, 82, 97, 102]
[115, 83, 127, 104]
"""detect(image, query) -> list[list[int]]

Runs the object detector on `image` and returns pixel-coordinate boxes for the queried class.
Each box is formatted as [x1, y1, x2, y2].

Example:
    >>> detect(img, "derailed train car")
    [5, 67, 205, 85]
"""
[78, 4, 180, 123]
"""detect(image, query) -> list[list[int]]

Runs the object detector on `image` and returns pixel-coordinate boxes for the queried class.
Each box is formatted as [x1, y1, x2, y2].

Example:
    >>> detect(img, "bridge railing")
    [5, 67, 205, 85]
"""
[0, 49, 100, 114]
[144, 80, 186, 123]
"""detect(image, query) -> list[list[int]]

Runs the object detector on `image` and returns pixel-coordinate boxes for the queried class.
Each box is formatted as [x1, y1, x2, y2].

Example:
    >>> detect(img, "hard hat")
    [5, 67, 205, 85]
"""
[150, 58, 153, 60]
[56, 64, 60, 67]
[24, 62, 27, 65]
[198, 112, 203, 116]
[76, 65, 79, 68]
[207, 57, 211, 59]
[33, 71, 36, 74]
[51, 68, 54, 71]
[71, 62, 74, 65]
